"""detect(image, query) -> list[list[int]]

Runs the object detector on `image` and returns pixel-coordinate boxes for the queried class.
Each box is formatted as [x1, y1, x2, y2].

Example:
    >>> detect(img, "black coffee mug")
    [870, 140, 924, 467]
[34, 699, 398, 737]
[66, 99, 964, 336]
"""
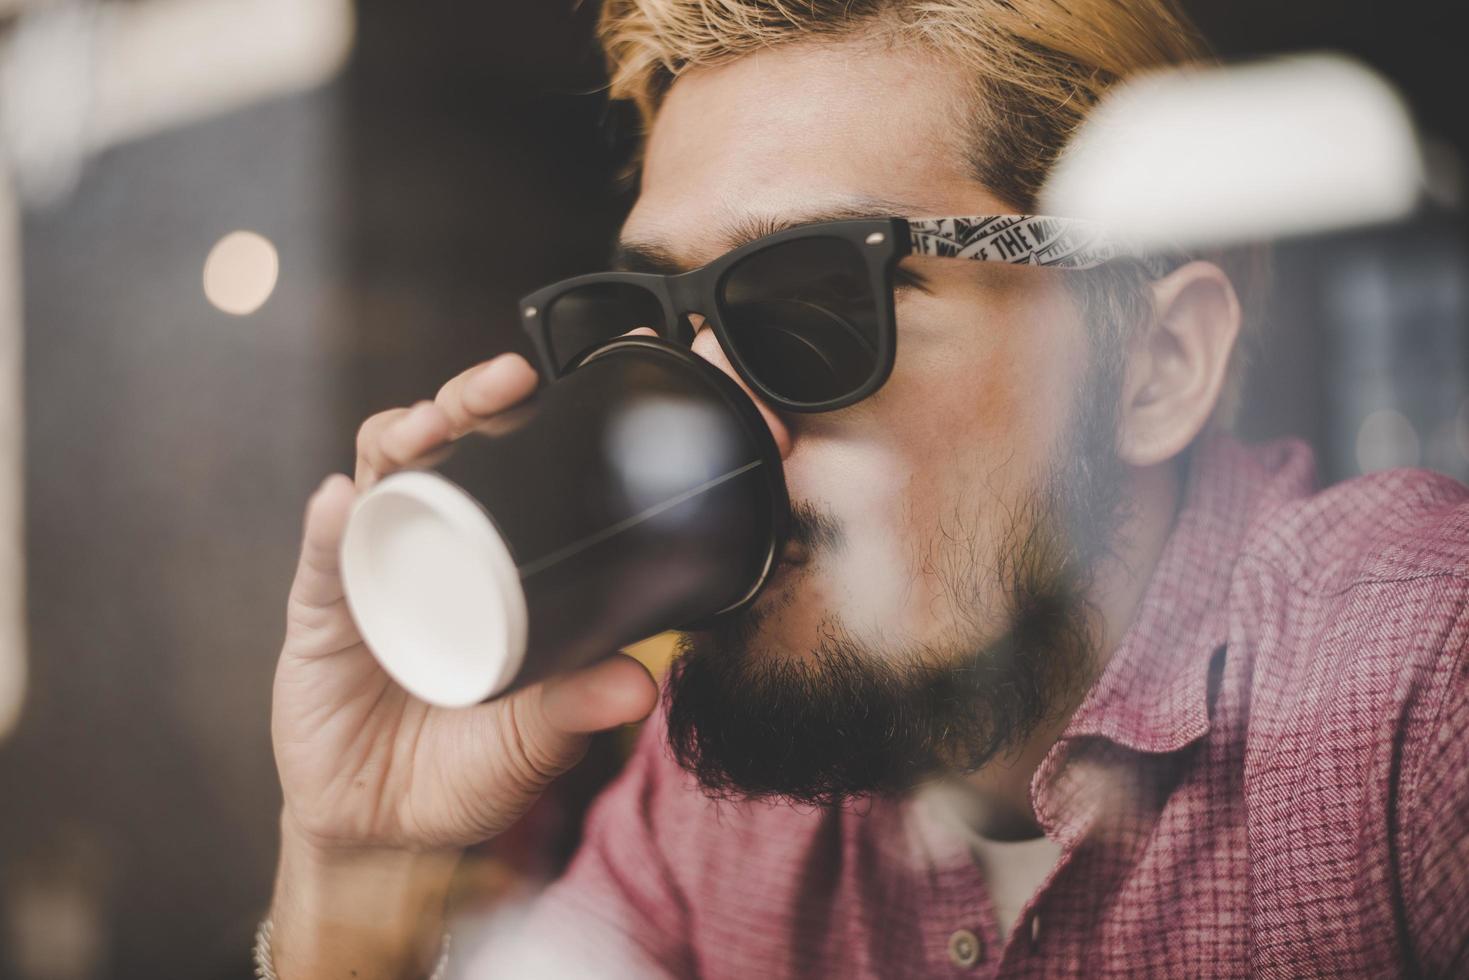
[339, 336, 789, 706]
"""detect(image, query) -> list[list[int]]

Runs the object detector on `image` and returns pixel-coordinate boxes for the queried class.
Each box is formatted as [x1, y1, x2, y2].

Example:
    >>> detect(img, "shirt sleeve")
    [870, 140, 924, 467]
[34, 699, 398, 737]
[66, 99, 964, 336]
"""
[457, 712, 695, 979]
[1401, 595, 1469, 977]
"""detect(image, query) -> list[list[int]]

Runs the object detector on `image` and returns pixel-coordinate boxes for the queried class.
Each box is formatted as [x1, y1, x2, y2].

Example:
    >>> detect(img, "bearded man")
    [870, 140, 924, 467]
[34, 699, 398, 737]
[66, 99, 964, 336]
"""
[261, 1, 1469, 976]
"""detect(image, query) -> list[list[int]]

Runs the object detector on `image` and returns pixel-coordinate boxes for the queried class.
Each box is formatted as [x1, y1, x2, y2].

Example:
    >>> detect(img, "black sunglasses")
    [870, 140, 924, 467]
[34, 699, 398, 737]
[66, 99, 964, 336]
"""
[520, 215, 1136, 413]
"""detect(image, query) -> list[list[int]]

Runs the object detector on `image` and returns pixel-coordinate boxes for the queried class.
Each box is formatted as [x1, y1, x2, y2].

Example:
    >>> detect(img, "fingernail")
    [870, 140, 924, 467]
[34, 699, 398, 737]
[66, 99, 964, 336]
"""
[321, 472, 351, 494]
[466, 358, 535, 406]
[468, 356, 515, 393]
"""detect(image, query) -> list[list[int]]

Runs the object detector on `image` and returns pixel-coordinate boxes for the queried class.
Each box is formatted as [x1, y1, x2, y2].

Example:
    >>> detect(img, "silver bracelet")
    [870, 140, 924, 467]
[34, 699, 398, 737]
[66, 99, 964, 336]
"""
[253, 916, 452, 980]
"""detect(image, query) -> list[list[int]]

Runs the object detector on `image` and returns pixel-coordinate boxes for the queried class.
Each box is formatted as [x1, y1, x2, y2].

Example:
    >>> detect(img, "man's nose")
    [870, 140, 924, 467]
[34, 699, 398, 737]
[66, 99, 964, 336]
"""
[687, 319, 793, 459]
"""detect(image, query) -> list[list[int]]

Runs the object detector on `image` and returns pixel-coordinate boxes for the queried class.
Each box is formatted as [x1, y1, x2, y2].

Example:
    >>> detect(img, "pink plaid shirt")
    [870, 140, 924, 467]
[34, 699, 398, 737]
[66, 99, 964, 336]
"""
[479, 434, 1469, 977]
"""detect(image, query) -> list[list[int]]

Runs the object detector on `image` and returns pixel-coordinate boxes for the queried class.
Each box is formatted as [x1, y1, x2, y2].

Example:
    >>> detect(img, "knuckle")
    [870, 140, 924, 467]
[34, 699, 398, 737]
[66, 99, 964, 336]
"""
[501, 697, 571, 789]
[355, 410, 393, 454]
[434, 385, 474, 430]
[355, 407, 410, 469]
[284, 603, 354, 651]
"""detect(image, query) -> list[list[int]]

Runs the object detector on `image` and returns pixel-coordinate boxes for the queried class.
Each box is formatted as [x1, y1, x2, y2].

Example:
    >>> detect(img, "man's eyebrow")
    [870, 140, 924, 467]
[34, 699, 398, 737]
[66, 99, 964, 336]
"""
[718, 197, 914, 252]
[609, 240, 685, 275]
[611, 196, 920, 274]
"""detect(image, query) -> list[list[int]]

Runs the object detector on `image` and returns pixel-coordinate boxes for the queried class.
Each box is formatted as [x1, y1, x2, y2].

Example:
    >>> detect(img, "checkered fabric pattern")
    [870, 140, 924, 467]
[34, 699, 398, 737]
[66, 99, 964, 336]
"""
[467, 434, 1469, 978]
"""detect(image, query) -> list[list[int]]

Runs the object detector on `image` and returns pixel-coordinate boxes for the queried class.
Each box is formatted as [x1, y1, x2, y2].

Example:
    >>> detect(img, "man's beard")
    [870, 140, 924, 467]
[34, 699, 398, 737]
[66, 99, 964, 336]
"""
[663, 356, 1128, 806]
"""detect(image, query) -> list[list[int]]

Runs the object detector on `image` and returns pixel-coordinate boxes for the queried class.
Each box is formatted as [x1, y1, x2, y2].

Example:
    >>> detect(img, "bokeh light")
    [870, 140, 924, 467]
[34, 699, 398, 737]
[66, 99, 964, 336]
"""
[201, 230, 279, 315]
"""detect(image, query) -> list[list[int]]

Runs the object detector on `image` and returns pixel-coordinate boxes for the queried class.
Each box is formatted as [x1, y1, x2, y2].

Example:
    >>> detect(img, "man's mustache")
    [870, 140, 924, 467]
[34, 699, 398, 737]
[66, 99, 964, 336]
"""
[786, 501, 844, 558]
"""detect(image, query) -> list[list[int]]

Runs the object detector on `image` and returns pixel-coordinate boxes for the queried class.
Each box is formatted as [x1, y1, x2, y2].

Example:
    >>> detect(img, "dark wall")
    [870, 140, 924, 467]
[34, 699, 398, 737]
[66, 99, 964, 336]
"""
[2, 3, 623, 977]
[0, 1, 1463, 977]
[1193, 0, 1468, 157]
[1193, 0, 1469, 482]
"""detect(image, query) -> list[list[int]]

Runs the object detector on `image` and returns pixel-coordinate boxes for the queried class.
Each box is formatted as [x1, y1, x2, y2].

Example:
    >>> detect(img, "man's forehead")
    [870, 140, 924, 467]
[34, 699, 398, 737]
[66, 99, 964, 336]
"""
[613, 194, 924, 274]
[615, 39, 1005, 272]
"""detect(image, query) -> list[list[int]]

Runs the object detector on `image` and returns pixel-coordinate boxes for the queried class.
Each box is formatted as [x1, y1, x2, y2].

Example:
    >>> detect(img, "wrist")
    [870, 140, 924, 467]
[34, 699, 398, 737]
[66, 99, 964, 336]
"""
[255, 916, 452, 980]
[277, 805, 463, 873]
[270, 809, 462, 980]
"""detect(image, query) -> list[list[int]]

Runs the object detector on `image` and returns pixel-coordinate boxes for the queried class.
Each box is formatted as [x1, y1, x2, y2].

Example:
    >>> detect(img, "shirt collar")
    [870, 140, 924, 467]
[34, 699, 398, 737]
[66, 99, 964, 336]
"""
[1058, 432, 1318, 755]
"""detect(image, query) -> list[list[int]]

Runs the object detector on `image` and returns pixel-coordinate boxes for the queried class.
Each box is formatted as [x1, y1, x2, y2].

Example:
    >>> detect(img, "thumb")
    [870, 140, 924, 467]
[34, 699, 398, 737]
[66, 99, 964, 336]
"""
[293, 473, 356, 610]
[539, 653, 660, 734]
[500, 654, 659, 783]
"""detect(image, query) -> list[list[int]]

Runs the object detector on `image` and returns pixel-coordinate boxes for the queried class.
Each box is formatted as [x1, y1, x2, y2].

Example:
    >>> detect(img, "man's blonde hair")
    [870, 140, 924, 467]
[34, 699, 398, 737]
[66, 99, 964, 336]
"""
[597, 0, 1264, 426]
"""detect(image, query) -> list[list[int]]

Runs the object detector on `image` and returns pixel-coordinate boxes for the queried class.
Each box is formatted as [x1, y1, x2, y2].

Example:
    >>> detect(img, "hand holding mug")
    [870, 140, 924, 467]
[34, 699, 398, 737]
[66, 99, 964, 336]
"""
[271, 352, 659, 858]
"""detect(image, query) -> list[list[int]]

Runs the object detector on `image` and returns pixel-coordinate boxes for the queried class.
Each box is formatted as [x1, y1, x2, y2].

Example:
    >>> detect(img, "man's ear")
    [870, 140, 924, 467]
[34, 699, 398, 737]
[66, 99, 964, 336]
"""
[1116, 261, 1242, 467]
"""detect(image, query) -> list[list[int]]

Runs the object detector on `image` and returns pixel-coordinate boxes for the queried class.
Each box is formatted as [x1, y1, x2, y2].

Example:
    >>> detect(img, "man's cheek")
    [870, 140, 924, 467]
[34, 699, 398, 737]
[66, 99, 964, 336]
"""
[893, 301, 1027, 427]
[802, 444, 933, 640]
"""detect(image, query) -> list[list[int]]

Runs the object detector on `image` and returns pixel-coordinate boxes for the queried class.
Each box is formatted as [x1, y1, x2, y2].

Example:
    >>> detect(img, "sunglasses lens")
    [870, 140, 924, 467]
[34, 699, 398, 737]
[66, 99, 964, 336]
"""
[718, 236, 881, 407]
[544, 282, 666, 373]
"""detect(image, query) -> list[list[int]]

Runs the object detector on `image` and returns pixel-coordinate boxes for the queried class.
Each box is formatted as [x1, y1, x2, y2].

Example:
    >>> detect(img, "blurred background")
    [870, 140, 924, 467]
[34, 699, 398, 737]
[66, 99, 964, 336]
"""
[0, 0, 1463, 976]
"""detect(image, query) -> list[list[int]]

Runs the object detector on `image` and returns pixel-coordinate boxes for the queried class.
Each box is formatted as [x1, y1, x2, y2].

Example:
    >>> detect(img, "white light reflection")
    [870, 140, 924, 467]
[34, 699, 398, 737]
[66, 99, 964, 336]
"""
[1042, 54, 1424, 250]
[0, 0, 354, 207]
[1457, 398, 1469, 465]
[202, 230, 279, 315]
[0, 172, 24, 742]
[454, 889, 648, 979]
[605, 398, 736, 511]
[1355, 408, 1421, 473]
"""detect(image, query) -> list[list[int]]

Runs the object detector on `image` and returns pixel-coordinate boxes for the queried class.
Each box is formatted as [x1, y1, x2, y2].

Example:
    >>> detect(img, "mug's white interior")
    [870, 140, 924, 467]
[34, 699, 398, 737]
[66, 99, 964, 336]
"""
[339, 471, 527, 708]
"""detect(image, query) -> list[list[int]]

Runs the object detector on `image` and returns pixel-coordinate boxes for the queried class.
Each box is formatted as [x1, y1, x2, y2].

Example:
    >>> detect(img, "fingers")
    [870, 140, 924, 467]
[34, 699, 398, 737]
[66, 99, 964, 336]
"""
[433, 353, 539, 439]
[487, 654, 658, 800]
[354, 354, 539, 489]
[538, 654, 659, 735]
[285, 473, 358, 638]
[354, 401, 451, 490]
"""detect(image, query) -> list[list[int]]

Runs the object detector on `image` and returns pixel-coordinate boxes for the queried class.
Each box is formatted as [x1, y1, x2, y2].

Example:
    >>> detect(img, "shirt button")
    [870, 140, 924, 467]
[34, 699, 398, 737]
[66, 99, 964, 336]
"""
[948, 928, 983, 968]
